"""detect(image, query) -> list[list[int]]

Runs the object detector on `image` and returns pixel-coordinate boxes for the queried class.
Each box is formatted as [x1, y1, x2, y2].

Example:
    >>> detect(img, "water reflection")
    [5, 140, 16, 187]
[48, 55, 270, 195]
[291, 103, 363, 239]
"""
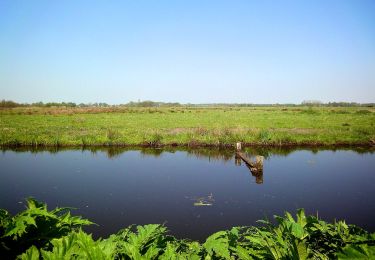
[1, 146, 375, 241]
[3, 145, 374, 188]
[3, 145, 374, 159]
[235, 153, 264, 184]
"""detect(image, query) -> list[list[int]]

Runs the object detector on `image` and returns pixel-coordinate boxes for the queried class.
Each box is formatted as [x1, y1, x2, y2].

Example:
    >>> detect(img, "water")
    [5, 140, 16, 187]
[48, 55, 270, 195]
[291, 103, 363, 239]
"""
[1, 147, 374, 241]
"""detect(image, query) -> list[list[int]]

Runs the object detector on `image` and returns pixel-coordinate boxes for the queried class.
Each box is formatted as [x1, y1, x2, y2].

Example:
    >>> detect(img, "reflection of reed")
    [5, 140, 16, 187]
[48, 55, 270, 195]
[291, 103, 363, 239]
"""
[106, 148, 128, 158]
[186, 149, 234, 162]
[140, 148, 164, 158]
[2, 146, 374, 159]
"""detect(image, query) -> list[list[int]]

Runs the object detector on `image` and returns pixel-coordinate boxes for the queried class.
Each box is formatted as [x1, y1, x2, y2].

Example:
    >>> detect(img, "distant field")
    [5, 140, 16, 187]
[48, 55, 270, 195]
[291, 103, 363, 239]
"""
[0, 106, 374, 147]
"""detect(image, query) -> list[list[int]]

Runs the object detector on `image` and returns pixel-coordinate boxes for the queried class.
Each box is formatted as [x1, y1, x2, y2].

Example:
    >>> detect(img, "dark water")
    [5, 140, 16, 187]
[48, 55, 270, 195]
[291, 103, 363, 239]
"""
[1, 147, 374, 241]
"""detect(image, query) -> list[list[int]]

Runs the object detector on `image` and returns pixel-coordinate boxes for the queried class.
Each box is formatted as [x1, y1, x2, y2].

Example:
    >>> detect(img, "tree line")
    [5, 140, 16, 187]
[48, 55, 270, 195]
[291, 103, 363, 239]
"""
[0, 100, 181, 108]
[1, 99, 374, 108]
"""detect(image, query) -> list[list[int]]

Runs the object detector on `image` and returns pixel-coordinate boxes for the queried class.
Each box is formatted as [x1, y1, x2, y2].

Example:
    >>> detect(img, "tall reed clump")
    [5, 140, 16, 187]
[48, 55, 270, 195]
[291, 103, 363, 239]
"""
[1, 199, 374, 259]
[143, 131, 163, 146]
[106, 128, 121, 144]
[257, 129, 272, 143]
[216, 128, 236, 145]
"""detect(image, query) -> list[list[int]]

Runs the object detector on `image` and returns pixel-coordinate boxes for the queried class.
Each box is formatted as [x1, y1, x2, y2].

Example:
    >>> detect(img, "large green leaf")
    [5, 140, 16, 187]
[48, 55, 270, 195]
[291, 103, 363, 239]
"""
[19, 246, 40, 260]
[203, 231, 231, 259]
[290, 223, 307, 240]
[337, 244, 375, 259]
[296, 209, 307, 228]
[40, 232, 79, 259]
[5, 215, 37, 238]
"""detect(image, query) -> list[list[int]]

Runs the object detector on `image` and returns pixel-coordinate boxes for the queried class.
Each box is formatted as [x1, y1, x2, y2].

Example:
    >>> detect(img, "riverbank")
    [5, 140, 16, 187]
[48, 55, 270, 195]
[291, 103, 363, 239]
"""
[1, 106, 374, 147]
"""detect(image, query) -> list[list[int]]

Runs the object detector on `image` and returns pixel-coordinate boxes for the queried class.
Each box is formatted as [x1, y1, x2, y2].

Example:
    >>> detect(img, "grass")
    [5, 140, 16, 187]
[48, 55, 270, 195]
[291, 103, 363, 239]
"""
[1, 198, 375, 259]
[0, 106, 374, 147]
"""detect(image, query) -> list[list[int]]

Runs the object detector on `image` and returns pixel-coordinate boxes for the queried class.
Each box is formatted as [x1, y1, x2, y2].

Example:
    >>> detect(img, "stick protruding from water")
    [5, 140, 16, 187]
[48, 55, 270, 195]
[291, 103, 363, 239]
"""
[236, 142, 242, 151]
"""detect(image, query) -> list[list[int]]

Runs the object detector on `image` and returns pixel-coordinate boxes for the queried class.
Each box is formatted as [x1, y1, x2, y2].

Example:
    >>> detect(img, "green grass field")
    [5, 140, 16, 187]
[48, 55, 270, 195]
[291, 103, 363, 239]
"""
[0, 106, 374, 147]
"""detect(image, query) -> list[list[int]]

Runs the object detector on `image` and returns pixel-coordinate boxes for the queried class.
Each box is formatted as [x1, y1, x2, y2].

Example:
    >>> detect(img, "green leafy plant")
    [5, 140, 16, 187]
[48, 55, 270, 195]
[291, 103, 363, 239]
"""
[2, 200, 375, 259]
[0, 198, 93, 259]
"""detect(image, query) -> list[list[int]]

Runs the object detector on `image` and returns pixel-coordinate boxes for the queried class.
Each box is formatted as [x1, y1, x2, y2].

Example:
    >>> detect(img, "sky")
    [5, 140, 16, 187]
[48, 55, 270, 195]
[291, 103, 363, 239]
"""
[0, 0, 374, 104]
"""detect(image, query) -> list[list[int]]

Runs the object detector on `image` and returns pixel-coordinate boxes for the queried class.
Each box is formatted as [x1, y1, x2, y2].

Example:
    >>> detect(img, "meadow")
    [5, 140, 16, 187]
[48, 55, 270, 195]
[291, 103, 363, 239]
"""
[0, 106, 374, 147]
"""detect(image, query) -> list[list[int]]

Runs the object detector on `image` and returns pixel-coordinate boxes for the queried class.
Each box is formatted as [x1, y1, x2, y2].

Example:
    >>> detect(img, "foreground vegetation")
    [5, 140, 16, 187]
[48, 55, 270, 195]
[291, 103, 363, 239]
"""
[1, 106, 374, 147]
[1, 199, 374, 259]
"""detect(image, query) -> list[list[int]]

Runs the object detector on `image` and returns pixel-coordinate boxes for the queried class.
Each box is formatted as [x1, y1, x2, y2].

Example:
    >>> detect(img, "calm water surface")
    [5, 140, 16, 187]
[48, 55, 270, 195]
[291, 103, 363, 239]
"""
[1, 147, 374, 241]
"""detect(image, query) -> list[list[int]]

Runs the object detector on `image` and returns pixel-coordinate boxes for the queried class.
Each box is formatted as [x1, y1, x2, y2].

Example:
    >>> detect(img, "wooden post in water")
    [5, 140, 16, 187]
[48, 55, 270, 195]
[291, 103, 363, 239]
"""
[235, 154, 242, 166]
[255, 156, 264, 169]
[235, 142, 242, 166]
[235, 142, 264, 184]
[236, 152, 255, 168]
[254, 156, 264, 184]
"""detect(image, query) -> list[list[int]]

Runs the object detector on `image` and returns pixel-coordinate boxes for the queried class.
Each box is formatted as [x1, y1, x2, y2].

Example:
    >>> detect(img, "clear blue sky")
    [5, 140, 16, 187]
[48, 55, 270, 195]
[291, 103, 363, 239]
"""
[1, 0, 374, 104]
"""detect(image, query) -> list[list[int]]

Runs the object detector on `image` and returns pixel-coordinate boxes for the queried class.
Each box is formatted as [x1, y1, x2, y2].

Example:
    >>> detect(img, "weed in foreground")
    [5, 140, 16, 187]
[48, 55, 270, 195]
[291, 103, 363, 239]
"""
[1, 199, 374, 259]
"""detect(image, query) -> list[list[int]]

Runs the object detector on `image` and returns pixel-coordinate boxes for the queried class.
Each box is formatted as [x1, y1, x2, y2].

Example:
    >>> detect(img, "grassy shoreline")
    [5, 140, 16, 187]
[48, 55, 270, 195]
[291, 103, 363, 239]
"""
[1, 142, 374, 149]
[1, 106, 374, 147]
